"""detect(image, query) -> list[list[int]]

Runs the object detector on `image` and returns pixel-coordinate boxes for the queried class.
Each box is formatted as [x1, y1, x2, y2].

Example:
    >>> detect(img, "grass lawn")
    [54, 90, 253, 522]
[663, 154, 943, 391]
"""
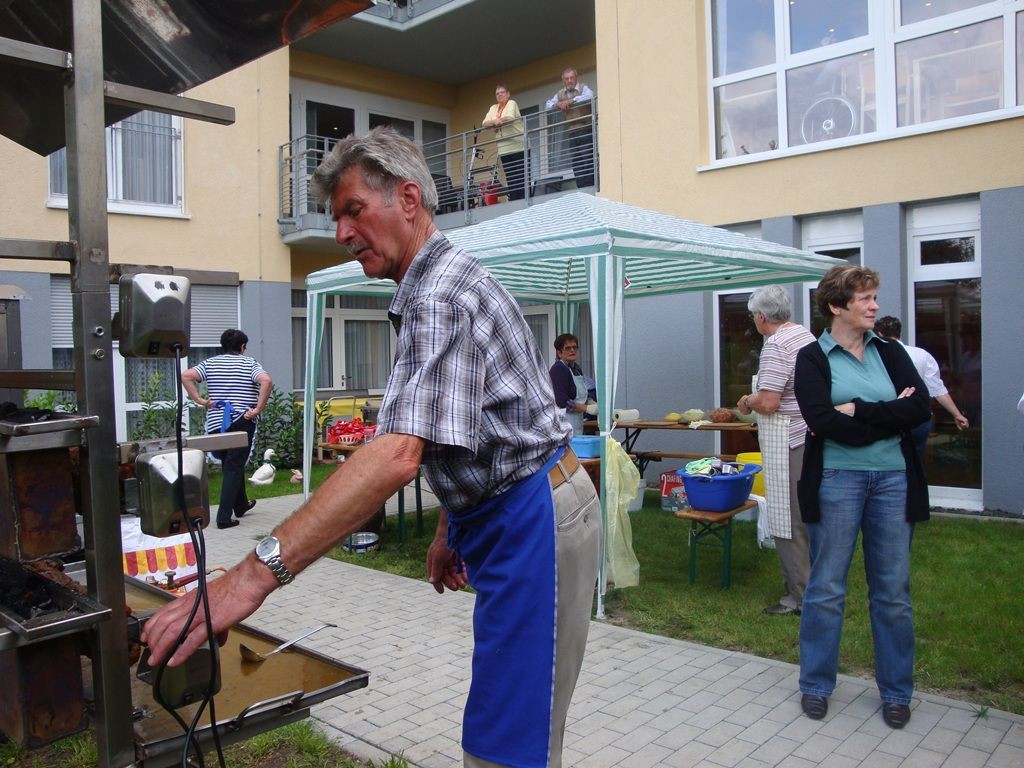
[305, 481, 1024, 716]
[0, 722, 409, 768]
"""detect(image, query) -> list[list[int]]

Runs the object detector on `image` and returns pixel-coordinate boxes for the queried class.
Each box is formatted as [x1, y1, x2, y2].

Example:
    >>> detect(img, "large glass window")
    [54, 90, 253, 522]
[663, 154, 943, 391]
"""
[49, 110, 182, 210]
[901, 0, 991, 26]
[711, 0, 775, 77]
[715, 75, 778, 158]
[896, 20, 1003, 127]
[709, 2, 1022, 161]
[789, 1, 869, 54]
[787, 52, 876, 146]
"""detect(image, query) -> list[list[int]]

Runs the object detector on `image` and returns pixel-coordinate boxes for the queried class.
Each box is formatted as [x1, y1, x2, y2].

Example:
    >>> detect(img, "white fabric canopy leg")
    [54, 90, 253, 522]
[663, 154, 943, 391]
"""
[588, 247, 624, 618]
[301, 292, 326, 500]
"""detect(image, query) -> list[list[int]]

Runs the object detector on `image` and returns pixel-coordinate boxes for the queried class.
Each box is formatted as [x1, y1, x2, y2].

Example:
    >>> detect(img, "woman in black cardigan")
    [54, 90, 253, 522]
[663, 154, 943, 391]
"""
[794, 265, 930, 731]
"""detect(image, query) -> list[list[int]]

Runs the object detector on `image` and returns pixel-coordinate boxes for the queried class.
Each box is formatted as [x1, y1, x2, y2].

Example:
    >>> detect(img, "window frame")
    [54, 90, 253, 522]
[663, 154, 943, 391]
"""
[47, 112, 186, 218]
[291, 302, 396, 394]
[704, 0, 1024, 168]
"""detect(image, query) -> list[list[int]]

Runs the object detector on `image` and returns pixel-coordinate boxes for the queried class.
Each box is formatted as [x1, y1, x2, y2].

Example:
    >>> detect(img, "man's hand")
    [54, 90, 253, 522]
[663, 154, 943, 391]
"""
[141, 558, 275, 667]
[426, 536, 467, 594]
[954, 413, 969, 430]
[557, 98, 572, 111]
[736, 395, 752, 415]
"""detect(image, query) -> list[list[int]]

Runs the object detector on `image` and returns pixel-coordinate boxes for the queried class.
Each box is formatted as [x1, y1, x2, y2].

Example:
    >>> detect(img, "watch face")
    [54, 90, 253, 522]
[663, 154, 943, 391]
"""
[255, 536, 278, 559]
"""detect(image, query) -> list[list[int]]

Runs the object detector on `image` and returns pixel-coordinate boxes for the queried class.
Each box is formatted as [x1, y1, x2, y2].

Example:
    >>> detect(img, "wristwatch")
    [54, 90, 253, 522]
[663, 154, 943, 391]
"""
[254, 535, 294, 586]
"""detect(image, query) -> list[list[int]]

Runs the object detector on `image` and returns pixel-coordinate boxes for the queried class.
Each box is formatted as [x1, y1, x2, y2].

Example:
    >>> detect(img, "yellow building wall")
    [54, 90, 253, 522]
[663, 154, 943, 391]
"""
[596, 0, 1024, 225]
[290, 50, 458, 109]
[0, 49, 292, 282]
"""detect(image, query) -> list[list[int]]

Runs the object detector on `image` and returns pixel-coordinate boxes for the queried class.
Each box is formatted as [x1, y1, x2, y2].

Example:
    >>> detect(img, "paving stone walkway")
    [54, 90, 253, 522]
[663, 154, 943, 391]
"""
[201, 493, 1023, 768]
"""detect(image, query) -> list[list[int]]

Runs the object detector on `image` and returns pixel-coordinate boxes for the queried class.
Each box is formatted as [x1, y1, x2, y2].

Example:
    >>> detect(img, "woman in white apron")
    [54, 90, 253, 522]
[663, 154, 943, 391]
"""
[548, 333, 595, 434]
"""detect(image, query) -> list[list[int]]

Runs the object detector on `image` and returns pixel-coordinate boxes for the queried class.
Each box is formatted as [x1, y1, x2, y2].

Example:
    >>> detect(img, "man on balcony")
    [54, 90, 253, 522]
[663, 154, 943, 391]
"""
[546, 67, 595, 189]
[143, 128, 602, 768]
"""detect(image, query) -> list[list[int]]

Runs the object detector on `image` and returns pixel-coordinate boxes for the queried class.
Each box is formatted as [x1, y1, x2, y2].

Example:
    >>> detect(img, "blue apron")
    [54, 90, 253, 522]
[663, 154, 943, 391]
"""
[448, 448, 564, 767]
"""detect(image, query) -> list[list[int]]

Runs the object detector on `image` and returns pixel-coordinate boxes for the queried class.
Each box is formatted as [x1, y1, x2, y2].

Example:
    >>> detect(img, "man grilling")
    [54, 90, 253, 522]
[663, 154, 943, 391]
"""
[142, 127, 601, 768]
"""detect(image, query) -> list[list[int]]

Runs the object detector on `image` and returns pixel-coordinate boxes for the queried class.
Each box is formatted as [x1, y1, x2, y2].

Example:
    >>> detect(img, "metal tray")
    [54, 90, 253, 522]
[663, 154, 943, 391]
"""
[124, 577, 369, 766]
[0, 414, 99, 436]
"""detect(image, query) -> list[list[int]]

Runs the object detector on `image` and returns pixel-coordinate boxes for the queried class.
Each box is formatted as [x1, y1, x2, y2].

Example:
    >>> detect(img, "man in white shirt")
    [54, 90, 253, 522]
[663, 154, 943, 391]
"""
[545, 67, 595, 188]
[874, 316, 969, 459]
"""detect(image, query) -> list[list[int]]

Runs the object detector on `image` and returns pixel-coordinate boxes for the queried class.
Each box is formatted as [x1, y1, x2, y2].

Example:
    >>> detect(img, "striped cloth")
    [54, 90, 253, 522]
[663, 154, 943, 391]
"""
[122, 541, 196, 579]
[757, 410, 793, 539]
[191, 353, 265, 434]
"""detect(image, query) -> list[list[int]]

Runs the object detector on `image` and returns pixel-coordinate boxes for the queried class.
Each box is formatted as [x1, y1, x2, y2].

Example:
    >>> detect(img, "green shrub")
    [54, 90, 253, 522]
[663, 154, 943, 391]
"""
[249, 387, 304, 470]
[130, 371, 179, 441]
[23, 389, 78, 412]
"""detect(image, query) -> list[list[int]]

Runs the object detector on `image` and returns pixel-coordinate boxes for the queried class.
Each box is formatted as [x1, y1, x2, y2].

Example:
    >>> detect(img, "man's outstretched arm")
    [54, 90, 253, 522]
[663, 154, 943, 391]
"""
[141, 432, 424, 666]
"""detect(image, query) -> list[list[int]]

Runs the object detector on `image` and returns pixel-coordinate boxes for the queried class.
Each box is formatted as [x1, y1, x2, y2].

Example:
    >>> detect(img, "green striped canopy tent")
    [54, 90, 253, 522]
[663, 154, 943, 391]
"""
[302, 192, 844, 615]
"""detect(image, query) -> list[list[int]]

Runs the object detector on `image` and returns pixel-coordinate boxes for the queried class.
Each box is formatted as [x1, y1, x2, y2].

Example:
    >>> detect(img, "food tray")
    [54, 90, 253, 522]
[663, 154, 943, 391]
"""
[0, 557, 111, 643]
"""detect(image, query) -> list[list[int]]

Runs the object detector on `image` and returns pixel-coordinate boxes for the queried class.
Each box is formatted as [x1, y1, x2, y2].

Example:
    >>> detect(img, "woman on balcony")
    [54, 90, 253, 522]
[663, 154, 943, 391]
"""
[482, 84, 525, 201]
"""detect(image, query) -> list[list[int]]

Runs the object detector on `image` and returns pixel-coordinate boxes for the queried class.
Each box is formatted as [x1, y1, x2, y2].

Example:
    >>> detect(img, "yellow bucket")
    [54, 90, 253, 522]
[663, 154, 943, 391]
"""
[735, 452, 765, 497]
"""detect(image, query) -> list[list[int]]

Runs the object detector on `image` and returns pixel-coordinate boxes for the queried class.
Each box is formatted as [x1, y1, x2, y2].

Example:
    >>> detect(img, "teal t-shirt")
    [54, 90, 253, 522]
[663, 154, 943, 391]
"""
[819, 330, 905, 471]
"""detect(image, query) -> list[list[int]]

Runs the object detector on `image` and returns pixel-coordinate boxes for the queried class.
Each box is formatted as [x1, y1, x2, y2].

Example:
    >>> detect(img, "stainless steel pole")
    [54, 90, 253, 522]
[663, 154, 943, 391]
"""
[65, 1, 136, 765]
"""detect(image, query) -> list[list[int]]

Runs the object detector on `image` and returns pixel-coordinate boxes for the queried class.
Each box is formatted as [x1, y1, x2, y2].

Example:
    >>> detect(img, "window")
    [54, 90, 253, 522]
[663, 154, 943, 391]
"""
[896, 19, 1003, 126]
[49, 111, 183, 213]
[291, 290, 394, 393]
[708, 1, 1023, 162]
[1019, 12, 1024, 104]
[900, 0, 991, 26]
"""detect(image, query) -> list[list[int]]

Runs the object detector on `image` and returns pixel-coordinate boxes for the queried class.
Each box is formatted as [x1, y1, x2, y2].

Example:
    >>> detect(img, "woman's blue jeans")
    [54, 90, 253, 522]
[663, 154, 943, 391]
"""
[799, 469, 915, 705]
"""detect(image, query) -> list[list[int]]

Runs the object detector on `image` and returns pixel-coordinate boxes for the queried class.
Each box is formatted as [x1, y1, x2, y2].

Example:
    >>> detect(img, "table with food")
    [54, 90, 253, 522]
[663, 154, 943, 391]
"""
[587, 407, 758, 475]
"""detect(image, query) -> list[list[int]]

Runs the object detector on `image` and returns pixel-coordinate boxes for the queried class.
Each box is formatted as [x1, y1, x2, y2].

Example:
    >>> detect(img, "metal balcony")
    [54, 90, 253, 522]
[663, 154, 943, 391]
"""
[277, 101, 598, 246]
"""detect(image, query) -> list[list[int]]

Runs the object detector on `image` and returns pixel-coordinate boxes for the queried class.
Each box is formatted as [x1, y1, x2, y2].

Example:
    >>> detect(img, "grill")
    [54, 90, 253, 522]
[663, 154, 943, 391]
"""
[0, 3, 373, 763]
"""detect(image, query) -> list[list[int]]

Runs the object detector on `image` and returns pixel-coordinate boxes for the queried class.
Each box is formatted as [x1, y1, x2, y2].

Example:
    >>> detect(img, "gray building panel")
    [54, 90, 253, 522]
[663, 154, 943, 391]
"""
[0, 270, 53, 369]
[862, 204, 906, 319]
[622, 291, 716, 480]
[979, 186, 1024, 514]
[240, 280, 292, 392]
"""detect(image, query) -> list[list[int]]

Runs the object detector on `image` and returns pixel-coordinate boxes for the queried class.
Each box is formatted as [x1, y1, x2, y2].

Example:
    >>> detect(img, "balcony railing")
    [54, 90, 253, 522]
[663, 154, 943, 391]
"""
[278, 100, 598, 233]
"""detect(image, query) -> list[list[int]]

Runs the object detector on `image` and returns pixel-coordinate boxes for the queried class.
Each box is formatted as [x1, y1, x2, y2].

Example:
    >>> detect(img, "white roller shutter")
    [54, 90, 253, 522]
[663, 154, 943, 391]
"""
[50, 276, 237, 348]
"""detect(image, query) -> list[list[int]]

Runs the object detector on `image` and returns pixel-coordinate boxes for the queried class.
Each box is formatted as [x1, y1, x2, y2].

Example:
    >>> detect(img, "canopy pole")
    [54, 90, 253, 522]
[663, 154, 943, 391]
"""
[302, 291, 326, 499]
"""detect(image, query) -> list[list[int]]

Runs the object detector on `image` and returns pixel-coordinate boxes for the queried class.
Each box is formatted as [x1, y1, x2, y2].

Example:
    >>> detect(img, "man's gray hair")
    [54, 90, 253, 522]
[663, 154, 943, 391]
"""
[747, 285, 793, 323]
[311, 126, 438, 214]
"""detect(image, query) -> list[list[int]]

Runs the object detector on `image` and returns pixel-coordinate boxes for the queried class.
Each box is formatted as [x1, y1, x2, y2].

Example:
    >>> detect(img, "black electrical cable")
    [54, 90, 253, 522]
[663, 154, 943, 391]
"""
[149, 345, 226, 768]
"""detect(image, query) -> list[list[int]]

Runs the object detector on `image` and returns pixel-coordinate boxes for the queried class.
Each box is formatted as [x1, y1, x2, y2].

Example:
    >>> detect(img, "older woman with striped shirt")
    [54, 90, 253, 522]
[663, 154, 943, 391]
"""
[182, 328, 272, 529]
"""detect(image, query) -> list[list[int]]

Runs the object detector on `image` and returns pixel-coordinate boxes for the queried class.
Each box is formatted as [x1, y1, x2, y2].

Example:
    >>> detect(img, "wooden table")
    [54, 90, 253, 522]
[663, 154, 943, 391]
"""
[319, 442, 425, 542]
[674, 499, 758, 589]
[587, 420, 757, 475]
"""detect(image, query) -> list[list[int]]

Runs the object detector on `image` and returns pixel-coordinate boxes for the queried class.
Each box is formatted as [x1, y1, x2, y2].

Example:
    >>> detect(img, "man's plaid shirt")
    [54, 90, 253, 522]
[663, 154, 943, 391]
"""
[376, 231, 571, 514]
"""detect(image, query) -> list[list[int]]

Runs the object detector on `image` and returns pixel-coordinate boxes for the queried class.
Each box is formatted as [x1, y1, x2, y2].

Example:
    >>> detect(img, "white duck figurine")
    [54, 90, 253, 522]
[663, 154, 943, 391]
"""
[248, 449, 277, 485]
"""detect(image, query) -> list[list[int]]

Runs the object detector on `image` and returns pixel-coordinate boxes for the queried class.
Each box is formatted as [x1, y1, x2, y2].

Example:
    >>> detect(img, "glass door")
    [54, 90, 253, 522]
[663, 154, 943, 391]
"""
[913, 238, 982, 493]
[909, 200, 982, 507]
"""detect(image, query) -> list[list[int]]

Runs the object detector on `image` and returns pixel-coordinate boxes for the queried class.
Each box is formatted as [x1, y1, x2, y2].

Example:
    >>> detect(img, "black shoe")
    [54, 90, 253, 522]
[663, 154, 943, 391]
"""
[763, 602, 801, 616]
[216, 519, 240, 529]
[235, 500, 257, 518]
[882, 703, 911, 729]
[801, 694, 828, 720]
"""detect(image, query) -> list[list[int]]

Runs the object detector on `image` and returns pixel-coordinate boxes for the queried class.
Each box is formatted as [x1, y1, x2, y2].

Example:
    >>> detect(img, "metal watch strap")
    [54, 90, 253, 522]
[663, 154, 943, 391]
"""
[256, 537, 295, 586]
[262, 553, 294, 586]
